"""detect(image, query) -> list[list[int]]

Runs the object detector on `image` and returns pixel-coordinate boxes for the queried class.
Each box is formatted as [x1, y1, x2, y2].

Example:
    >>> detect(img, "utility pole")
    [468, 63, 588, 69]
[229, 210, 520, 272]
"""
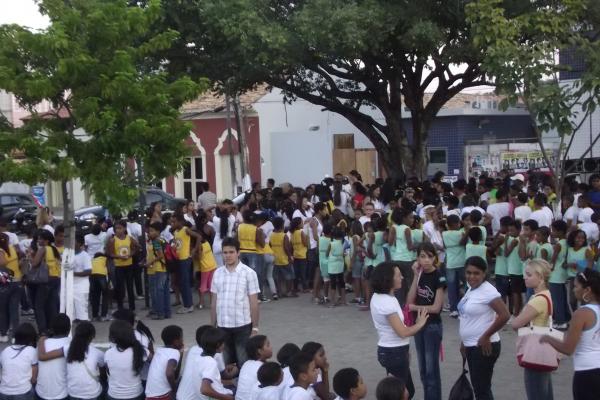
[136, 157, 149, 309]
[225, 93, 238, 196]
[59, 179, 74, 322]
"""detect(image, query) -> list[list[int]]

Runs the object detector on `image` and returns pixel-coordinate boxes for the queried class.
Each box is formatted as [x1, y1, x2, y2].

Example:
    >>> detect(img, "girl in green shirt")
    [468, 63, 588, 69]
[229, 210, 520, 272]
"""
[327, 227, 347, 306]
[549, 220, 570, 327]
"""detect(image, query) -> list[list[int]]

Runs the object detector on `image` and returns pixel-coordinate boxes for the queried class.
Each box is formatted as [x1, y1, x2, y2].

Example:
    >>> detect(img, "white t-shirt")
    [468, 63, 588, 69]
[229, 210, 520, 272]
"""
[563, 205, 579, 224]
[458, 281, 502, 347]
[334, 192, 351, 215]
[63, 344, 105, 399]
[146, 347, 181, 397]
[42, 225, 55, 235]
[212, 215, 236, 255]
[286, 386, 313, 400]
[178, 346, 218, 400]
[486, 202, 511, 235]
[259, 221, 274, 245]
[126, 222, 143, 241]
[252, 385, 281, 400]
[579, 207, 594, 223]
[19, 238, 33, 254]
[36, 337, 71, 400]
[197, 355, 232, 400]
[105, 347, 144, 399]
[580, 222, 600, 242]
[358, 216, 371, 227]
[85, 232, 107, 256]
[73, 251, 92, 291]
[370, 293, 410, 347]
[530, 207, 553, 228]
[0, 345, 37, 395]
[161, 226, 174, 243]
[277, 366, 294, 400]
[423, 220, 445, 262]
[236, 359, 263, 400]
[514, 205, 532, 222]
[461, 206, 486, 218]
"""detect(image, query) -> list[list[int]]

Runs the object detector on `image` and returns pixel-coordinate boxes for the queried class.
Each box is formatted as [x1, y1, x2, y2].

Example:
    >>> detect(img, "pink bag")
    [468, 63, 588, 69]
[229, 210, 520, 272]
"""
[402, 304, 414, 326]
[516, 294, 563, 372]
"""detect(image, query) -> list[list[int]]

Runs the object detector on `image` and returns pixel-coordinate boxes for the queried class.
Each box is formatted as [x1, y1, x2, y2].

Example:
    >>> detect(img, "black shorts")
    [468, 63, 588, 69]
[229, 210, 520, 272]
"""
[329, 273, 345, 290]
[509, 274, 525, 293]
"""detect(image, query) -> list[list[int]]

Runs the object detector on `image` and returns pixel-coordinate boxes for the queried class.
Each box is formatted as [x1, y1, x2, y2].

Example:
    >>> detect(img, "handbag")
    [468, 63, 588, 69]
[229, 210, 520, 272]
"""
[516, 293, 563, 371]
[448, 356, 474, 400]
[25, 260, 49, 284]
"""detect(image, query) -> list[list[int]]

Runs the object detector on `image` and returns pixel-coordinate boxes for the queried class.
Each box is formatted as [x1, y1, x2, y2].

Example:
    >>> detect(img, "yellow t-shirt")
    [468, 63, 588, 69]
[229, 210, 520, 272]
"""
[3, 245, 20, 280]
[528, 290, 552, 327]
[91, 256, 108, 276]
[292, 230, 307, 260]
[46, 246, 60, 277]
[238, 223, 257, 253]
[199, 241, 217, 272]
[146, 241, 166, 274]
[271, 232, 288, 266]
[174, 228, 191, 260]
[56, 246, 65, 256]
[114, 235, 132, 267]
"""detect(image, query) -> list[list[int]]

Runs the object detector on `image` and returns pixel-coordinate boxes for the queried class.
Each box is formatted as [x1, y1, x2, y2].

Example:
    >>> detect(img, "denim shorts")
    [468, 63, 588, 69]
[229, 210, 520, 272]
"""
[274, 265, 294, 281]
[351, 259, 364, 278]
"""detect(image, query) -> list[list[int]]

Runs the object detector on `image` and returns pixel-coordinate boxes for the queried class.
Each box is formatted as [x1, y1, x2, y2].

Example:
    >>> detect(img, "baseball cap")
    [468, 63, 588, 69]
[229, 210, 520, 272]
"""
[511, 173, 525, 182]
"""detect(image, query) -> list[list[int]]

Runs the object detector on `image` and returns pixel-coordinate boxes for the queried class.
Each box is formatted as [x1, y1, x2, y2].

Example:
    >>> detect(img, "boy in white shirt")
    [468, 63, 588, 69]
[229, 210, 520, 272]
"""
[236, 335, 273, 400]
[197, 328, 234, 400]
[332, 368, 367, 400]
[145, 325, 184, 400]
[513, 193, 532, 223]
[36, 314, 71, 400]
[72, 234, 92, 322]
[284, 353, 318, 400]
[251, 362, 283, 400]
[277, 343, 301, 399]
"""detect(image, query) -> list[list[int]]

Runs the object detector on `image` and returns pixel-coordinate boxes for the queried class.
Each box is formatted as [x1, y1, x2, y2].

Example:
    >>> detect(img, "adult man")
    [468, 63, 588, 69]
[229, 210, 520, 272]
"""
[210, 237, 260, 367]
[485, 188, 511, 235]
[197, 182, 217, 211]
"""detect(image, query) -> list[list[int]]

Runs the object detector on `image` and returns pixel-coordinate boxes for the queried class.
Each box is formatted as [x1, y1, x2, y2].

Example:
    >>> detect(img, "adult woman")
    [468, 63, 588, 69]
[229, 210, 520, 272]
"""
[212, 201, 236, 266]
[370, 262, 428, 399]
[184, 200, 197, 226]
[333, 181, 351, 216]
[149, 202, 162, 224]
[365, 185, 385, 212]
[541, 269, 600, 400]
[511, 259, 554, 400]
[0, 232, 22, 342]
[29, 230, 62, 334]
[458, 256, 510, 400]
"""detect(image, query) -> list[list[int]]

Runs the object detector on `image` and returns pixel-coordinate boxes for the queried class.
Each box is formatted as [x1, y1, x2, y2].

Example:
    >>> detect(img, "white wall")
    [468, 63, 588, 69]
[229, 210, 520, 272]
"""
[254, 88, 379, 187]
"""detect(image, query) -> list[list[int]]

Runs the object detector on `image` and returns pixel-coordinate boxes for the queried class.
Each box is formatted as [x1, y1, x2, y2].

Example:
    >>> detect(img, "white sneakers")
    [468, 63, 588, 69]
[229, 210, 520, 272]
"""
[0, 335, 9, 343]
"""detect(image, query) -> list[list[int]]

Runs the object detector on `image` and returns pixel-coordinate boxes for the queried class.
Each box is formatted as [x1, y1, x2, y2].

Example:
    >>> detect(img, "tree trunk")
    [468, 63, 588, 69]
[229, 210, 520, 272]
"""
[59, 180, 75, 323]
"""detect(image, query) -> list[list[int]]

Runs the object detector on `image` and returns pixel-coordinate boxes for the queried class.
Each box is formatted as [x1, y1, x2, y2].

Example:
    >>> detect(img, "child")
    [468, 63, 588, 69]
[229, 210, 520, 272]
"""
[291, 217, 310, 292]
[549, 220, 570, 329]
[284, 352, 318, 400]
[468, 210, 487, 244]
[349, 221, 365, 304]
[146, 222, 171, 319]
[407, 243, 445, 400]
[375, 376, 408, 400]
[492, 216, 513, 305]
[506, 219, 524, 317]
[332, 368, 367, 400]
[0, 323, 38, 399]
[367, 217, 387, 267]
[566, 230, 593, 311]
[561, 193, 578, 229]
[442, 214, 466, 318]
[236, 335, 273, 400]
[465, 227, 487, 265]
[38, 321, 105, 400]
[112, 309, 155, 383]
[253, 362, 283, 400]
[104, 320, 147, 400]
[535, 227, 553, 263]
[277, 343, 301, 398]
[389, 209, 415, 307]
[90, 249, 110, 321]
[579, 210, 600, 243]
[514, 192, 532, 223]
[327, 227, 347, 307]
[36, 314, 71, 400]
[171, 213, 201, 313]
[520, 220, 540, 263]
[361, 222, 374, 308]
[301, 342, 331, 400]
[72, 234, 92, 322]
[108, 219, 140, 311]
[145, 325, 184, 399]
[198, 328, 234, 400]
[318, 224, 333, 304]
[270, 217, 295, 297]
[196, 230, 217, 310]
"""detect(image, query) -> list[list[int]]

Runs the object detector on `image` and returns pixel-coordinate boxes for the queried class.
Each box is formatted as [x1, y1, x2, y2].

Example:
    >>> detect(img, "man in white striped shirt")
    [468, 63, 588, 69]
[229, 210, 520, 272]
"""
[210, 237, 260, 368]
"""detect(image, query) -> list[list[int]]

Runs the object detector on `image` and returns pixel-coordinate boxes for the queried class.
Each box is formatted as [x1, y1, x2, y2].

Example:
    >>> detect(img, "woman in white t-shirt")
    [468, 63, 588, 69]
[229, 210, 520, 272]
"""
[211, 205, 235, 267]
[369, 262, 428, 399]
[38, 321, 104, 400]
[458, 256, 510, 400]
[105, 320, 146, 400]
[0, 323, 38, 399]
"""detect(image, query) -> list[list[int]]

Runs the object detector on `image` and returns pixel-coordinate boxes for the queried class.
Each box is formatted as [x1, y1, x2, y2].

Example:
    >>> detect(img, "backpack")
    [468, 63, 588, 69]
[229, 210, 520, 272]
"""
[154, 239, 178, 273]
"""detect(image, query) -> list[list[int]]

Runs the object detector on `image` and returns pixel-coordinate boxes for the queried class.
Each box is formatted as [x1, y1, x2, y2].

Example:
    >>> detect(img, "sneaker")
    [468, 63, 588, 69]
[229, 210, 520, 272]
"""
[350, 298, 361, 304]
[449, 311, 459, 318]
[272, 294, 279, 301]
[136, 295, 145, 300]
[259, 296, 271, 303]
[0, 335, 8, 343]
[196, 304, 204, 310]
[100, 316, 112, 322]
[176, 306, 194, 314]
[442, 304, 451, 312]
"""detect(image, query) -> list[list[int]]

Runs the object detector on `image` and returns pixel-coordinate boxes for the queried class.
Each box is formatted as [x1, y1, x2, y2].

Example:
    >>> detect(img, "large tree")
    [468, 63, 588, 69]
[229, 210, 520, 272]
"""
[156, 0, 548, 180]
[0, 0, 204, 313]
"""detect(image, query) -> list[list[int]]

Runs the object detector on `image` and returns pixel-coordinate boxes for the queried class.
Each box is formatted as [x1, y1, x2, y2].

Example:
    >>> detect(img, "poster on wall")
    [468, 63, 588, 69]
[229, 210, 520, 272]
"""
[468, 153, 501, 178]
[501, 151, 556, 172]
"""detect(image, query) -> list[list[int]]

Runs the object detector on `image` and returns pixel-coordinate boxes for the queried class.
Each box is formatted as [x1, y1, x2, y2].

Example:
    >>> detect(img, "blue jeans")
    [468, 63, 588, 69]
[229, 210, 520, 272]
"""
[240, 253, 263, 292]
[149, 272, 171, 318]
[414, 322, 442, 400]
[0, 282, 21, 335]
[293, 258, 309, 291]
[220, 323, 252, 367]
[549, 283, 570, 324]
[178, 258, 193, 308]
[377, 345, 415, 399]
[524, 368, 553, 400]
[446, 267, 465, 311]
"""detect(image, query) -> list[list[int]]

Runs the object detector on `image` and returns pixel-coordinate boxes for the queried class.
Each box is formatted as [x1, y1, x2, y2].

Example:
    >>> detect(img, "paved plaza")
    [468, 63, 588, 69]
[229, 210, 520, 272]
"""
[80, 292, 573, 400]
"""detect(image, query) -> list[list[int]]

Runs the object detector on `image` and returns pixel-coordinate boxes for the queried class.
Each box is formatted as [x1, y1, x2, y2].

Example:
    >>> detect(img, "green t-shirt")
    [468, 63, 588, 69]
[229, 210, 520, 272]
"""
[392, 224, 413, 262]
[495, 238, 508, 276]
[567, 246, 588, 278]
[372, 231, 386, 266]
[535, 242, 554, 263]
[549, 239, 568, 284]
[506, 237, 523, 276]
[466, 243, 487, 263]
[442, 230, 465, 269]
[465, 226, 487, 245]
[318, 236, 331, 270]
[411, 229, 424, 259]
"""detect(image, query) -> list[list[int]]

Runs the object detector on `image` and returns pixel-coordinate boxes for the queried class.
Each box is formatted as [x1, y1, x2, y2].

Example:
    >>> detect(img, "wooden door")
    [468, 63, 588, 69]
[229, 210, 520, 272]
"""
[332, 149, 356, 177]
[355, 149, 378, 185]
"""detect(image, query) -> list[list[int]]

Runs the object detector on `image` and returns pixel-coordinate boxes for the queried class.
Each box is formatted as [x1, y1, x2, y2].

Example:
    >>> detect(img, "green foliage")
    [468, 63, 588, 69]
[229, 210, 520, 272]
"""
[0, 0, 207, 212]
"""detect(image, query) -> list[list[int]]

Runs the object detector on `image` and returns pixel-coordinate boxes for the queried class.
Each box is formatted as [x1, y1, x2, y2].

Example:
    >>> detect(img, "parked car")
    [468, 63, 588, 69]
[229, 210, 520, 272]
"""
[74, 187, 186, 233]
[0, 193, 38, 234]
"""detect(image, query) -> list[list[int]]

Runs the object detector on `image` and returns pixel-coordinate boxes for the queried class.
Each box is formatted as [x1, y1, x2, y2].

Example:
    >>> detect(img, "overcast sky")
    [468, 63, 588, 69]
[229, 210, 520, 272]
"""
[0, 0, 48, 29]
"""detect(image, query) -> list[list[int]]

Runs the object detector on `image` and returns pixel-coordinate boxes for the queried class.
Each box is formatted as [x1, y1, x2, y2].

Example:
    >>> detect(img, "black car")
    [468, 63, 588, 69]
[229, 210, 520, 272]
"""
[0, 193, 38, 233]
[74, 187, 186, 232]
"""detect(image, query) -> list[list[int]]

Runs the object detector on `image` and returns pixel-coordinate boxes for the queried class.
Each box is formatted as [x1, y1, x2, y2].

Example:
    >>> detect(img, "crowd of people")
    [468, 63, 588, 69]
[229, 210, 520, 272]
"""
[1, 169, 600, 400]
